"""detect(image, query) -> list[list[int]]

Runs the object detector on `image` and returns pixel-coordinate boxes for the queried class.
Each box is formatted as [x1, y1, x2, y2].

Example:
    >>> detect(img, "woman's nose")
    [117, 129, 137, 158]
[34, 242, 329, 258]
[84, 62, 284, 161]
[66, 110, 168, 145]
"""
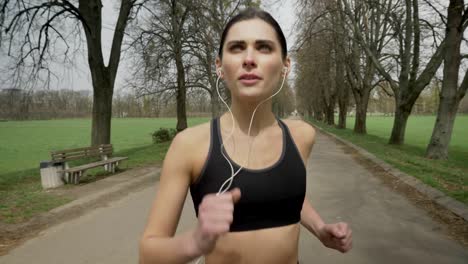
[242, 49, 257, 69]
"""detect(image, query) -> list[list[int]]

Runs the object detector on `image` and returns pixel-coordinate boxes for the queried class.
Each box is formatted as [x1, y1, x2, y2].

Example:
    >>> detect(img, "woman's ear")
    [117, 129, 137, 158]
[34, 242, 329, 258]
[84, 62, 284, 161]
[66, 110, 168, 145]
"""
[283, 56, 291, 76]
[215, 57, 223, 78]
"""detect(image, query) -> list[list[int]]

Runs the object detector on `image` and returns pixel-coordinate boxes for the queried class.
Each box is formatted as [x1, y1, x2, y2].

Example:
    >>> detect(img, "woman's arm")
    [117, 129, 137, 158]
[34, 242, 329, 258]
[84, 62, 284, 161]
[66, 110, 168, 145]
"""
[295, 121, 325, 238]
[139, 124, 240, 263]
[300, 199, 325, 239]
[296, 120, 353, 253]
[139, 129, 202, 264]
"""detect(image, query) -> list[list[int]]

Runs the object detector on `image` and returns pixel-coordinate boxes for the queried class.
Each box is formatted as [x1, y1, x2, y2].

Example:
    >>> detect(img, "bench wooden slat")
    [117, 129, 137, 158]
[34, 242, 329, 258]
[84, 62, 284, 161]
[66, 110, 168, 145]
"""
[50, 144, 112, 155]
[52, 149, 113, 161]
[58, 157, 128, 173]
[51, 147, 113, 162]
[51, 147, 112, 156]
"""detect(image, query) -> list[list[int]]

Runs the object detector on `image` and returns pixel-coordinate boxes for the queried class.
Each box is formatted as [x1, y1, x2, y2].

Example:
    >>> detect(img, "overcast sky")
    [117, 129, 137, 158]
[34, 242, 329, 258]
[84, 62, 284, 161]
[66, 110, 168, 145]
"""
[11, 0, 298, 92]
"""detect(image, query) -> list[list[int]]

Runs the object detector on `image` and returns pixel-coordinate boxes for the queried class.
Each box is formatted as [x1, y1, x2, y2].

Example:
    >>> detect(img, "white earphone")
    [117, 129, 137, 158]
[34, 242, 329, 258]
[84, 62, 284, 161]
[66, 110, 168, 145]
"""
[195, 67, 288, 264]
[214, 65, 289, 194]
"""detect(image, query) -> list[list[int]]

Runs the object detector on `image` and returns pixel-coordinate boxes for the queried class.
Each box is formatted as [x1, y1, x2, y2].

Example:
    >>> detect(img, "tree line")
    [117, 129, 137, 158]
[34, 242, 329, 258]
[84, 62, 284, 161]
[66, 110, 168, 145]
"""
[0, 0, 264, 144]
[294, 0, 468, 159]
[0, 88, 218, 120]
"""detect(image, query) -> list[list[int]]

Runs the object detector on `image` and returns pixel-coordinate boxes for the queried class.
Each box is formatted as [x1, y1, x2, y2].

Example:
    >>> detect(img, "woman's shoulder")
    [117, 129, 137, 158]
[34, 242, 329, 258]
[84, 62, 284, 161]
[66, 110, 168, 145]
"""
[280, 118, 316, 143]
[177, 120, 211, 139]
[173, 120, 212, 181]
[172, 120, 211, 150]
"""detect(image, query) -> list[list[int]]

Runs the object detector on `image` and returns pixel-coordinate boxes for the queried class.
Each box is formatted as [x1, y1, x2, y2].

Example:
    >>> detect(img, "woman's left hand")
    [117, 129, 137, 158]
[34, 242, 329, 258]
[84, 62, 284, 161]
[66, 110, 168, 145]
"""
[317, 222, 352, 253]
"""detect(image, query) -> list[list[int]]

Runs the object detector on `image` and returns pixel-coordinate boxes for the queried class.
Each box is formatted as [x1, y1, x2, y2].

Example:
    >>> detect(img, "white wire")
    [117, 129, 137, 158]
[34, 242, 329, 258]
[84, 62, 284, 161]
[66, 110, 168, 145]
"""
[195, 69, 287, 264]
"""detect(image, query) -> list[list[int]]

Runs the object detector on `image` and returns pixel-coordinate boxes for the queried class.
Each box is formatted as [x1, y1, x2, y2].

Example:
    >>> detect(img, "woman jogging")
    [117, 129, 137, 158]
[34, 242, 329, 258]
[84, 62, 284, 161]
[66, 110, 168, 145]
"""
[139, 7, 352, 264]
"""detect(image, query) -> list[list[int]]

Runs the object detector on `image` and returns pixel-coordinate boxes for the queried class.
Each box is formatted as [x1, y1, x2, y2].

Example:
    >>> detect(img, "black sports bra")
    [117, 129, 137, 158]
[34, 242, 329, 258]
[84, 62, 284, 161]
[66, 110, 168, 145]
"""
[189, 117, 306, 232]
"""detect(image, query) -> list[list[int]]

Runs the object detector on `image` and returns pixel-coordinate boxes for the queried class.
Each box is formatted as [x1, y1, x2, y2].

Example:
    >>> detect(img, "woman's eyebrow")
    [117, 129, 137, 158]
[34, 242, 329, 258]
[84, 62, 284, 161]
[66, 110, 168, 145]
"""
[226, 40, 245, 46]
[255, 40, 275, 45]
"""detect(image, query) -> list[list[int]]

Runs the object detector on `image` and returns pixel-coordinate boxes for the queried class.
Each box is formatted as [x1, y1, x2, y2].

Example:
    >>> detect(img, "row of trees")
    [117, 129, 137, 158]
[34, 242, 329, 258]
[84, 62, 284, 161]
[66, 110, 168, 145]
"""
[0, 0, 264, 144]
[0, 88, 92, 119]
[4, 81, 462, 119]
[0, 87, 238, 120]
[294, 0, 468, 159]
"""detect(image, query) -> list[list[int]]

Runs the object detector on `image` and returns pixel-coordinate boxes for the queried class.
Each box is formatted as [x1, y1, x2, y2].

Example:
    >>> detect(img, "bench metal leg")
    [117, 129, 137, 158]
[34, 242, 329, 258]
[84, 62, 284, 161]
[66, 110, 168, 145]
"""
[64, 172, 70, 184]
[66, 171, 81, 184]
[72, 172, 77, 184]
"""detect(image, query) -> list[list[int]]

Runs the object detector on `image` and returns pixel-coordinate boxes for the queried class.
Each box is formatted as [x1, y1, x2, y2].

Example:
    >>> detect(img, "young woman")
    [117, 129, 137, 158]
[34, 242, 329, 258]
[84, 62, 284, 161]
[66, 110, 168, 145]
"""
[139, 8, 352, 264]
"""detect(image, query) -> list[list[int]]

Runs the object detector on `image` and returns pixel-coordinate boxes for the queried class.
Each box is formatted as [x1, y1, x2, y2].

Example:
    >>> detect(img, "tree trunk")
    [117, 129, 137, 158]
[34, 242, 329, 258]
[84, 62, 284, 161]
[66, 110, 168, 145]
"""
[325, 97, 335, 126]
[354, 95, 369, 134]
[175, 54, 187, 131]
[338, 98, 348, 128]
[336, 53, 347, 128]
[426, 96, 459, 159]
[389, 100, 411, 144]
[91, 77, 113, 146]
[314, 110, 323, 121]
[80, 0, 133, 146]
[352, 82, 371, 134]
[426, 0, 465, 159]
[338, 85, 349, 129]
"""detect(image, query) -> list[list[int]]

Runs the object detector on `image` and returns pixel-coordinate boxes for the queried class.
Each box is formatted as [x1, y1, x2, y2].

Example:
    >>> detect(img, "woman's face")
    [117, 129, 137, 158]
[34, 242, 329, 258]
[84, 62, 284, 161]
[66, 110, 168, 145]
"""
[217, 19, 290, 103]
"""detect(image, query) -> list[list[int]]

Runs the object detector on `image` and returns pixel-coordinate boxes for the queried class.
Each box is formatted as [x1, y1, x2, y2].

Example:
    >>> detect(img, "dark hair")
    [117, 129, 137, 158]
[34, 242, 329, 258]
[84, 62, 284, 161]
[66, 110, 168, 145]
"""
[218, 7, 287, 61]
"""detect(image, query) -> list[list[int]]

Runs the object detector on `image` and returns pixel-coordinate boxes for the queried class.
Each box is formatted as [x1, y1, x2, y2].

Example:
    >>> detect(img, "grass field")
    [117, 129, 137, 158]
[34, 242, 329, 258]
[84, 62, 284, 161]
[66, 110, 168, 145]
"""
[0, 118, 209, 223]
[310, 115, 468, 204]
[0, 118, 208, 175]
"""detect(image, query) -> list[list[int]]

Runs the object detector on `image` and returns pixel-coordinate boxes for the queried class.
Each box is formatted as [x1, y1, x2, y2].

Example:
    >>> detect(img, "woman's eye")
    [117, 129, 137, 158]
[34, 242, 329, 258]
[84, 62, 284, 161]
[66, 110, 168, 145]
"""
[258, 44, 272, 52]
[230, 45, 243, 52]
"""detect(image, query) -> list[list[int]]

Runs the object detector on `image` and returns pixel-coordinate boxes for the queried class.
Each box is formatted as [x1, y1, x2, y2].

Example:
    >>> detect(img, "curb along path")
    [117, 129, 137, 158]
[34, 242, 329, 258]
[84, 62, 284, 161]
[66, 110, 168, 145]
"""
[313, 125, 468, 222]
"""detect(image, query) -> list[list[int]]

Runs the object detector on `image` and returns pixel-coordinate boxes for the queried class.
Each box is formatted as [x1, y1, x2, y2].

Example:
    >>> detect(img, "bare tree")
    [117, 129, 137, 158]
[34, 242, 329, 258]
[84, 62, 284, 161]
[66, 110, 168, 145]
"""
[342, 0, 394, 133]
[294, 42, 317, 118]
[129, 0, 260, 129]
[294, 0, 338, 125]
[128, 0, 195, 131]
[341, 0, 447, 144]
[1, 0, 148, 145]
[187, 0, 260, 118]
[294, 34, 336, 123]
[272, 82, 295, 118]
[426, 0, 468, 159]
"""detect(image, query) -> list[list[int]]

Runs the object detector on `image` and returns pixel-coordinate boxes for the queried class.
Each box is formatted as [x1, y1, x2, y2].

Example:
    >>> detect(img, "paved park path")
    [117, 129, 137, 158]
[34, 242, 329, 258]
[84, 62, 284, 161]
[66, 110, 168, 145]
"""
[1, 132, 467, 264]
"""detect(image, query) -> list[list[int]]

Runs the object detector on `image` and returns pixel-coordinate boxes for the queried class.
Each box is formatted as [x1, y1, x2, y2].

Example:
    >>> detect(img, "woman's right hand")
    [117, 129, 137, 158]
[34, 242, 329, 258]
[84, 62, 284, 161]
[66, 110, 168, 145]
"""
[192, 188, 241, 255]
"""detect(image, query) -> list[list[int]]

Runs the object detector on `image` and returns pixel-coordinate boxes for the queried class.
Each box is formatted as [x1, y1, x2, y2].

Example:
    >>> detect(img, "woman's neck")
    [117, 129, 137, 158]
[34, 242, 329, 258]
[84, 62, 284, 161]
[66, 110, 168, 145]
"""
[221, 99, 276, 136]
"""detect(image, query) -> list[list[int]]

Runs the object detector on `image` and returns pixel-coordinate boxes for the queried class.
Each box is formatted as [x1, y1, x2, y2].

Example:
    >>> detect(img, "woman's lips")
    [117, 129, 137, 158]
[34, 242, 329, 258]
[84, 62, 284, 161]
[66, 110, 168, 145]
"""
[239, 74, 261, 86]
[239, 79, 261, 85]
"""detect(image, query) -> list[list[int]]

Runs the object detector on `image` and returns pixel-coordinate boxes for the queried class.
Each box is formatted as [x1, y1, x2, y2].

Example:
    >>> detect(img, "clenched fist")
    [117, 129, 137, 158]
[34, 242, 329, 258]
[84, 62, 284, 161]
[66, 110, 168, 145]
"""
[192, 188, 241, 255]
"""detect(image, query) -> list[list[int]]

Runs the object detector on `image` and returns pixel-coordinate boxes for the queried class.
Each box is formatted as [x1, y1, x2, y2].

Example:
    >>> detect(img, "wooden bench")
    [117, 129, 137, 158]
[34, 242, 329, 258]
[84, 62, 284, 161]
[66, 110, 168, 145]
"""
[51, 144, 128, 184]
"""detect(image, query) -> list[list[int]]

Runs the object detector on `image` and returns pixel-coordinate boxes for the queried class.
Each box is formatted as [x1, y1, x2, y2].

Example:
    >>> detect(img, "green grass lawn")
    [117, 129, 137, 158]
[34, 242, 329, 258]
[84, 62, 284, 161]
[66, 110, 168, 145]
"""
[0, 118, 208, 175]
[310, 115, 468, 204]
[0, 117, 209, 223]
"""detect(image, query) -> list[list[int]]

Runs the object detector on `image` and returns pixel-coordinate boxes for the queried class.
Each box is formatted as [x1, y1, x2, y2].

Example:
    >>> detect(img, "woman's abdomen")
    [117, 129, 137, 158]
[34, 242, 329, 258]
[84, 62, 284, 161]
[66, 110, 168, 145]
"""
[205, 223, 300, 264]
